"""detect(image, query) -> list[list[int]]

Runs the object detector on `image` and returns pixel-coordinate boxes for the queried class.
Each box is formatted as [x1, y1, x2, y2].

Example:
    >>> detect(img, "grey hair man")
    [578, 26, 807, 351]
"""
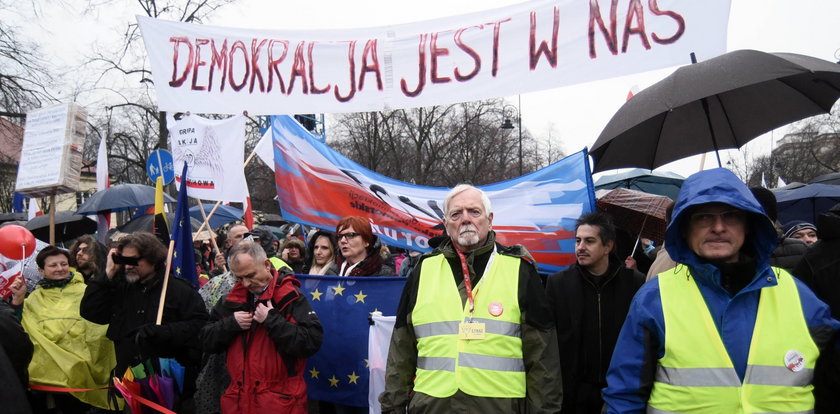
[379, 184, 563, 413]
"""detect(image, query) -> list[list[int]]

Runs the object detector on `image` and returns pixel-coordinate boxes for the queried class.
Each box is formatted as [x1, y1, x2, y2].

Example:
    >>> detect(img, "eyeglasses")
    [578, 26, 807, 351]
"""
[447, 208, 483, 221]
[689, 210, 745, 227]
[337, 232, 361, 241]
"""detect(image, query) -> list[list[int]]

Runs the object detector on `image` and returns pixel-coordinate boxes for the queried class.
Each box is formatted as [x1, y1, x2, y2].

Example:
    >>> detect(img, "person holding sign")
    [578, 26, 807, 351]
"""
[379, 184, 563, 413]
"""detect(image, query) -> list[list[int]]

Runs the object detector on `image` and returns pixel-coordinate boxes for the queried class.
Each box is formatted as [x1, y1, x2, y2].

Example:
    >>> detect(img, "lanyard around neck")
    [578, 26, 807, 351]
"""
[455, 245, 496, 319]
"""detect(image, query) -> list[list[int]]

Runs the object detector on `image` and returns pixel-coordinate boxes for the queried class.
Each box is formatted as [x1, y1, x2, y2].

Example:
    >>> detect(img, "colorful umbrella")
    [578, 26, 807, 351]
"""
[597, 188, 673, 246]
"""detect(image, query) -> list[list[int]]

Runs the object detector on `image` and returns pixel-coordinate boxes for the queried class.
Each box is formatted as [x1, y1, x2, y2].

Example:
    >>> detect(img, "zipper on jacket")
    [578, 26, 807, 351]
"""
[581, 264, 621, 384]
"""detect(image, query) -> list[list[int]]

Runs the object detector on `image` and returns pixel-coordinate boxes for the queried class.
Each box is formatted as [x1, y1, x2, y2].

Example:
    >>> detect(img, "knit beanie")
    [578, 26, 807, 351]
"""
[782, 220, 817, 240]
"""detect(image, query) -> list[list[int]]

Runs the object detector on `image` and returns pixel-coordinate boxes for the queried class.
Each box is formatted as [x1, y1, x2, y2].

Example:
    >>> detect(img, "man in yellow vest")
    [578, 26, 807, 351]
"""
[379, 184, 563, 413]
[602, 168, 840, 413]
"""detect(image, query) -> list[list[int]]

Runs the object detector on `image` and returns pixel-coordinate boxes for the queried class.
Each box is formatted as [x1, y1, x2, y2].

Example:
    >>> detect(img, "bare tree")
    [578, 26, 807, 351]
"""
[740, 107, 840, 187]
[331, 99, 549, 187]
[83, 0, 236, 188]
[0, 2, 55, 115]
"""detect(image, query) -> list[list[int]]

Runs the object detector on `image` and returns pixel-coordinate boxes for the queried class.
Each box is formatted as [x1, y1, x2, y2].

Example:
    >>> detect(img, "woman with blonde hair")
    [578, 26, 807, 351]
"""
[304, 230, 339, 275]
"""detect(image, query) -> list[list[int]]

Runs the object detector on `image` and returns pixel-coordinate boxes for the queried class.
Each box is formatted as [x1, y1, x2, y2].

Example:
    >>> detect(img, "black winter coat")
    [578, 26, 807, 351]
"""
[793, 204, 840, 414]
[80, 269, 208, 395]
[545, 255, 645, 414]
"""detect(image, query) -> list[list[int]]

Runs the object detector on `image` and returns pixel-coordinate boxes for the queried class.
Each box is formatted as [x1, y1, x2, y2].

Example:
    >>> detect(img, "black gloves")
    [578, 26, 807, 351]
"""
[135, 324, 174, 349]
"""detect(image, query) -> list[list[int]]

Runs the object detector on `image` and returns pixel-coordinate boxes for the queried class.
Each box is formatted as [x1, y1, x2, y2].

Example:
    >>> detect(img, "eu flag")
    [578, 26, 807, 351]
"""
[171, 162, 198, 289]
[297, 275, 406, 407]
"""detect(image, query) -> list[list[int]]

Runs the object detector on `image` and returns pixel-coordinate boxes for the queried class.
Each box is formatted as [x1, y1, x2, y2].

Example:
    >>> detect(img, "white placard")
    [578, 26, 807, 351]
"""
[15, 103, 87, 196]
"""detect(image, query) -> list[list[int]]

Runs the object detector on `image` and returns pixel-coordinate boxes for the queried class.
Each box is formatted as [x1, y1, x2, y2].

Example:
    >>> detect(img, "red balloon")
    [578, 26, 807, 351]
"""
[0, 225, 36, 260]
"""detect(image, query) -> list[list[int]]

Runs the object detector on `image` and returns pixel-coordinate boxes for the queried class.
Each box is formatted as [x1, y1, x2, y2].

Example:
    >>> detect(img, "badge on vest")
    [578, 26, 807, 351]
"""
[459, 322, 486, 340]
[784, 350, 805, 372]
[488, 301, 504, 317]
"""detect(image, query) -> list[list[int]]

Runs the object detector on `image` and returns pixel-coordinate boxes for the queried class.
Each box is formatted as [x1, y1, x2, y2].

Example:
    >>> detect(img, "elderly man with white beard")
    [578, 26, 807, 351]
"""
[379, 184, 563, 413]
[81, 232, 208, 413]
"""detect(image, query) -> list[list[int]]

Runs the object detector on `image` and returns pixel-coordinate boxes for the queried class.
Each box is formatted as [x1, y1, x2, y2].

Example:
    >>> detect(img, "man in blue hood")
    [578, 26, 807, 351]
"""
[602, 168, 840, 413]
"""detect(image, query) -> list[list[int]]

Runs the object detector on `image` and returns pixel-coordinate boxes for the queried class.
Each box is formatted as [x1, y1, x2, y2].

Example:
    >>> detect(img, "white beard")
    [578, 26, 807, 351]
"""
[125, 271, 140, 283]
[457, 224, 480, 247]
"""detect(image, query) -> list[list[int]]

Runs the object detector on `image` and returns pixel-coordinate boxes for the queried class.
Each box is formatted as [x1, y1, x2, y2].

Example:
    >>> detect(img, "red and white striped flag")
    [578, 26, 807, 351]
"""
[627, 85, 640, 101]
[96, 137, 111, 243]
[27, 198, 42, 220]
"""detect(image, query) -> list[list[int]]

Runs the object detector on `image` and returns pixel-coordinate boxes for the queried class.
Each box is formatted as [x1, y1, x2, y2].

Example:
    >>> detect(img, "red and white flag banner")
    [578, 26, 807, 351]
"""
[138, 0, 731, 115]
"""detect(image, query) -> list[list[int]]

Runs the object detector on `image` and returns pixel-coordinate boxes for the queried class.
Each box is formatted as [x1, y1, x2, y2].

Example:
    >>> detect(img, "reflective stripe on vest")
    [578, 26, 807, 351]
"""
[648, 266, 818, 413]
[412, 252, 525, 398]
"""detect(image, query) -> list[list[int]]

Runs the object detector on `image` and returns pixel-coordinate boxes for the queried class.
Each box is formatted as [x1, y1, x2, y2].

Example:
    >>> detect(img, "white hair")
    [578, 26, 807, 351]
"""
[443, 184, 492, 218]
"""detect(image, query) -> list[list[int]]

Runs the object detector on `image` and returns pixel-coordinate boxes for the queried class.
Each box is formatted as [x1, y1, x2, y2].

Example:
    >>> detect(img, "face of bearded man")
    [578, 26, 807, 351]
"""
[444, 188, 493, 253]
[120, 246, 157, 284]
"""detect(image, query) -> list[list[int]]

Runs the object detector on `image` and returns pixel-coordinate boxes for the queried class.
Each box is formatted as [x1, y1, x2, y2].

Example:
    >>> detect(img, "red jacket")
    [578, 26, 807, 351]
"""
[201, 268, 323, 414]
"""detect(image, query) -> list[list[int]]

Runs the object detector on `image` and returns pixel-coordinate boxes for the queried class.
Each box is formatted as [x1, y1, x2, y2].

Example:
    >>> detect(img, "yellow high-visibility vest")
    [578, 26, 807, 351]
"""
[269, 256, 291, 271]
[648, 266, 818, 414]
[411, 252, 525, 398]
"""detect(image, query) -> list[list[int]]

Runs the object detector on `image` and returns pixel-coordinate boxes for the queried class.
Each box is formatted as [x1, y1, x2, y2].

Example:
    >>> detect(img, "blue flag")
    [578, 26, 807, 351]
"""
[12, 193, 25, 213]
[170, 162, 198, 289]
[297, 275, 406, 407]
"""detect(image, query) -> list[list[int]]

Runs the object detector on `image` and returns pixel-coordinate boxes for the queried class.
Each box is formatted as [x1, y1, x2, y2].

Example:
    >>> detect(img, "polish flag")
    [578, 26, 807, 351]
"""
[28, 198, 42, 220]
[96, 137, 111, 243]
[627, 85, 640, 101]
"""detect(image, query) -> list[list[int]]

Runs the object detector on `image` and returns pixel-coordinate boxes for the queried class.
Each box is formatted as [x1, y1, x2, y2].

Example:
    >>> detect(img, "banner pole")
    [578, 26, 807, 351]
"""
[155, 239, 176, 325]
[49, 195, 56, 246]
[193, 147, 259, 236]
[196, 199, 226, 273]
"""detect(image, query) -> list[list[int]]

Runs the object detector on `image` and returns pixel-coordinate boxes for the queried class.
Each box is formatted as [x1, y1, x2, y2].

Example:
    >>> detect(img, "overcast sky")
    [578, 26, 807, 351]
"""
[8, 0, 840, 178]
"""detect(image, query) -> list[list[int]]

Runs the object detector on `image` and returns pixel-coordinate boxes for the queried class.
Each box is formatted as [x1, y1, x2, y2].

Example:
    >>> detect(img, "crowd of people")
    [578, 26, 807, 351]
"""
[1, 168, 839, 414]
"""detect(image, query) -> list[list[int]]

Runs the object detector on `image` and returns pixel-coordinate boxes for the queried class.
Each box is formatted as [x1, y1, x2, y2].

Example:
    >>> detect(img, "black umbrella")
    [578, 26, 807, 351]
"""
[76, 183, 176, 214]
[810, 172, 840, 185]
[591, 50, 840, 173]
[25, 211, 98, 243]
[119, 212, 203, 234]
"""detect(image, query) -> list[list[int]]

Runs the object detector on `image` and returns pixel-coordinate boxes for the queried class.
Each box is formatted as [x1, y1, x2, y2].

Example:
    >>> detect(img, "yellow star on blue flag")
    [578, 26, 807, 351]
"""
[298, 274, 405, 406]
[169, 162, 198, 289]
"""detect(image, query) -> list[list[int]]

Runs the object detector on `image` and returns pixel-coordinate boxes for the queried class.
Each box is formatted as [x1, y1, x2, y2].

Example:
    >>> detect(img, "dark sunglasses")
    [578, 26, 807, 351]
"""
[113, 254, 141, 266]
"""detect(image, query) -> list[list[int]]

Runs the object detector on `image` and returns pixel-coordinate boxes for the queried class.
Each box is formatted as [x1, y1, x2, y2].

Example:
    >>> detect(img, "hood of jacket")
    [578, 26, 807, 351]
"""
[816, 203, 840, 240]
[665, 168, 777, 276]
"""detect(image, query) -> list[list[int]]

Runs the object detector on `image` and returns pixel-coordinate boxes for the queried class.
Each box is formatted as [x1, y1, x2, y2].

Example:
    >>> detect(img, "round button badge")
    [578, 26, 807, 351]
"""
[784, 349, 805, 372]
[488, 301, 504, 317]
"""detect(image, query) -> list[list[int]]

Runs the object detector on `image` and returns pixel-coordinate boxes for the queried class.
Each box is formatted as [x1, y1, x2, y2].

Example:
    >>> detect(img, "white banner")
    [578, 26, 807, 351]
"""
[138, 0, 731, 115]
[167, 114, 248, 202]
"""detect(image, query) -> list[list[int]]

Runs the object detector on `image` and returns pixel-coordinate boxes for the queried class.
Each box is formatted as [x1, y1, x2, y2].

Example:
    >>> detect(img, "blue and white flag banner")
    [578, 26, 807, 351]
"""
[271, 115, 596, 274]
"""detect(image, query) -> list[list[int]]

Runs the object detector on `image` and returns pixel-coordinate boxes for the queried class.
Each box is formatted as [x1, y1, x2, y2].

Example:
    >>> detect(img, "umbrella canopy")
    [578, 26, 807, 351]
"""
[119, 212, 203, 235]
[773, 183, 840, 225]
[596, 188, 673, 245]
[0, 212, 27, 224]
[594, 168, 685, 200]
[25, 211, 98, 243]
[76, 183, 176, 214]
[810, 172, 840, 185]
[591, 50, 840, 173]
[189, 203, 244, 230]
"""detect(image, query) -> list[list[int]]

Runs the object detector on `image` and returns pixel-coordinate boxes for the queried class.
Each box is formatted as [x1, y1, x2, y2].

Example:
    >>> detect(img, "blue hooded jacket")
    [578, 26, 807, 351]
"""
[602, 168, 840, 413]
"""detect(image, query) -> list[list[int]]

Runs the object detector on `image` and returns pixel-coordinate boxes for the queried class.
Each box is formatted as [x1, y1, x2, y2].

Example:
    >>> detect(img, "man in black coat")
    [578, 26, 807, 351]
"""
[80, 232, 208, 412]
[546, 212, 645, 414]
[793, 203, 840, 413]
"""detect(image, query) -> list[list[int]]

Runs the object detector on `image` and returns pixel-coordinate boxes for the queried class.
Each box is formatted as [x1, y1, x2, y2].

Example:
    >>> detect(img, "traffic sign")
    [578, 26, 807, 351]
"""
[146, 149, 175, 185]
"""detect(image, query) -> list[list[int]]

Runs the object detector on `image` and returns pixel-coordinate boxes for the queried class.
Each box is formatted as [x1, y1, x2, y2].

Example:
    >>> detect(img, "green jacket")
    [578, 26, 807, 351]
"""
[379, 232, 563, 413]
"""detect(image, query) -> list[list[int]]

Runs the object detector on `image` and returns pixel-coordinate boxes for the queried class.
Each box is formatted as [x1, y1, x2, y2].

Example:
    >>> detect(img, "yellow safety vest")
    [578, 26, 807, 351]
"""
[270, 256, 292, 271]
[412, 252, 525, 398]
[648, 266, 818, 414]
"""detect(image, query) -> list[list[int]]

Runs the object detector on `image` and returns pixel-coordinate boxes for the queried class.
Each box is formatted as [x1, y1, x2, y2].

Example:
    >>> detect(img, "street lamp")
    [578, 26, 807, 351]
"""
[500, 96, 523, 176]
